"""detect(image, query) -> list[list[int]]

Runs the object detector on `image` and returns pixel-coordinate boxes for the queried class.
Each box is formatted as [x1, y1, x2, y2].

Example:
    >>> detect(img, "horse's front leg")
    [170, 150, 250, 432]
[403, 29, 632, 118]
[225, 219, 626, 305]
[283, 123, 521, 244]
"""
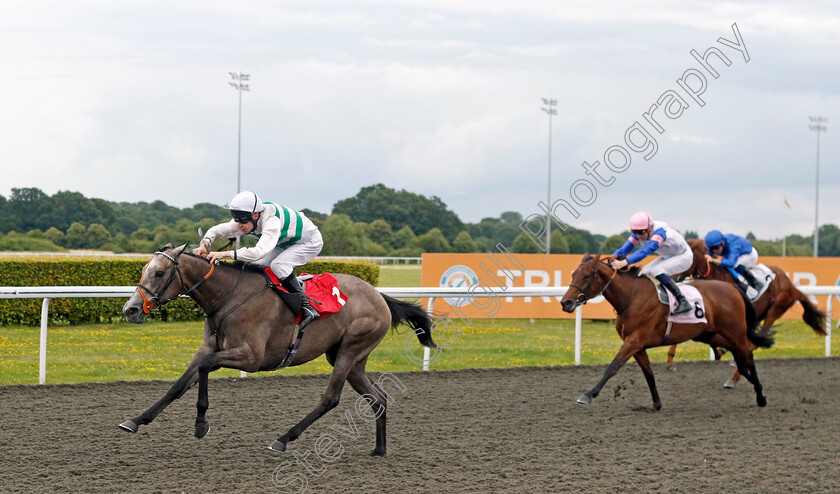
[577, 340, 641, 405]
[118, 343, 215, 434]
[195, 345, 258, 439]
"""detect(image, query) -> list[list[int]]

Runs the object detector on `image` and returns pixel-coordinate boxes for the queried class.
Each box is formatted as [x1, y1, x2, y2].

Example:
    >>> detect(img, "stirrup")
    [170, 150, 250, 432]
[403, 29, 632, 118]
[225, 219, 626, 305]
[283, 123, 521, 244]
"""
[299, 306, 320, 328]
[672, 298, 692, 314]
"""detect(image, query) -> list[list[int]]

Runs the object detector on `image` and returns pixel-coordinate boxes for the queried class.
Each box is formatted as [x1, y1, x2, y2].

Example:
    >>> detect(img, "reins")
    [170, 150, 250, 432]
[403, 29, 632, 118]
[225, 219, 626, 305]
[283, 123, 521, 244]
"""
[136, 250, 218, 314]
[569, 258, 638, 315]
[569, 259, 618, 305]
[134, 248, 300, 358]
[204, 267, 269, 339]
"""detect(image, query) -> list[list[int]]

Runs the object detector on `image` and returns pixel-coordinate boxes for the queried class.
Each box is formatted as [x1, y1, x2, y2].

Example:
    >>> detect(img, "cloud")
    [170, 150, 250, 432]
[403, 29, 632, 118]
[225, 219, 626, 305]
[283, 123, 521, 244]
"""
[1, 0, 839, 244]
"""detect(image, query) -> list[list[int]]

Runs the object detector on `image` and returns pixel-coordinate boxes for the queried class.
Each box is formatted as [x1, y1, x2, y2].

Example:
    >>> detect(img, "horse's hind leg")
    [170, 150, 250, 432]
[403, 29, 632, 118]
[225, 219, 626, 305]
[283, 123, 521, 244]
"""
[761, 304, 788, 337]
[118, 344, 214, 434]
[665, 344, 677, 372]
[731, 347, 766, 407]
[346, 360, 388, 456]
[723, 370, 742, 389]
[633, 350, 661, 410]
[269, 352, 356, 452]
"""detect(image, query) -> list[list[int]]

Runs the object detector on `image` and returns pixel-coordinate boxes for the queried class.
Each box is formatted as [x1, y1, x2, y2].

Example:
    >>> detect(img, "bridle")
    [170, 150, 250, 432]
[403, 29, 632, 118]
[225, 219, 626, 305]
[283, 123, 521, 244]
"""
[568, 259, 617, 306]
[136, 250, 216, 314]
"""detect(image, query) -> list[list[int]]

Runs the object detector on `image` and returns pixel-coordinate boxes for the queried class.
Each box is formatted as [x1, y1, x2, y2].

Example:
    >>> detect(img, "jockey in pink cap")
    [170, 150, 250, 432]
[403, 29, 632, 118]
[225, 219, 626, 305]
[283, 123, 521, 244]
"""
[610, 211, 693, 314]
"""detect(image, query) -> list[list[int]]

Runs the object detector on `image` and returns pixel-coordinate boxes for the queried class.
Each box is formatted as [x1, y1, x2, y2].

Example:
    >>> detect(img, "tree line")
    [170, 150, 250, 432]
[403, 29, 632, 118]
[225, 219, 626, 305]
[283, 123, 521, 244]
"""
[0, 185, 835, 256]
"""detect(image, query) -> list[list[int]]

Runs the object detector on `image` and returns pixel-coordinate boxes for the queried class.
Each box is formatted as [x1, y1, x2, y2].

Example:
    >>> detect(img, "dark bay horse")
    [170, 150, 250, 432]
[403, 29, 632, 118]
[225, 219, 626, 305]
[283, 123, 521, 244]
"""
[668, 239, 825, 386]
[561, 254, 774, 409]
[120, 244, 436, 456]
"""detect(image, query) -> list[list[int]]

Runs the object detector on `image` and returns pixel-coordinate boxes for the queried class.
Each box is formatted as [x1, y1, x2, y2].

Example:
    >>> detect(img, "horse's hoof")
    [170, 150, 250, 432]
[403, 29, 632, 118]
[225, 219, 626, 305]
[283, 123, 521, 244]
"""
[195, 423, 210, 439]
[757, 396, 767, 407]
[268, 440, 287, 453]
[666, 364, 677, 372]
[370, 449, 386, 457]
[118, 420, 138, 433]
[576, 394, 592, 405]
[653, 402, 662, 411]
[723, 380, 736, 389]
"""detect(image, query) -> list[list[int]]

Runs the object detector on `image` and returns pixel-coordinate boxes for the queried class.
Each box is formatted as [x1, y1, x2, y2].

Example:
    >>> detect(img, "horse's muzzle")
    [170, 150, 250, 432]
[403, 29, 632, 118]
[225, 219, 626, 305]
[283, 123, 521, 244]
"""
[561, 299, 578, 313]
[122, 299, 147, 324]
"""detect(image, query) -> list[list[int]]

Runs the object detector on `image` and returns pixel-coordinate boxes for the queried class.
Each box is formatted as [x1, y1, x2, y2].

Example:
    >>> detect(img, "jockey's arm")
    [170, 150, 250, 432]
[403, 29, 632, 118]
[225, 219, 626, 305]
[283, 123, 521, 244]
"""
[612, 235, 638, 258]
[625, 227, 666, 264]
[195, 221, 241, 256]
[231, 215, 284, 262]
[626, 238, 661, 264]
[719, 249, 739, 268]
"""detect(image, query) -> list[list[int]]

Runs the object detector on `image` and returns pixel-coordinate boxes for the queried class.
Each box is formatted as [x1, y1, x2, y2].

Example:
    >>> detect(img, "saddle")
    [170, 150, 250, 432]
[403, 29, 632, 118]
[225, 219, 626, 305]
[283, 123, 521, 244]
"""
[645, 275, 707, 323]
[735, 264, 775, 302]
[259, 269, 348, 371]
[643, 275, 708, 345]
[260, 269, 347, 323]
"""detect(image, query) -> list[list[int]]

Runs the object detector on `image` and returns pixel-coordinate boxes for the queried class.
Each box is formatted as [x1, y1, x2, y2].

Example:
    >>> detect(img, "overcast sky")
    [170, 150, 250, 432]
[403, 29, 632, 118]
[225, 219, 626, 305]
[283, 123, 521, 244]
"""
[3, 0, 839, 240]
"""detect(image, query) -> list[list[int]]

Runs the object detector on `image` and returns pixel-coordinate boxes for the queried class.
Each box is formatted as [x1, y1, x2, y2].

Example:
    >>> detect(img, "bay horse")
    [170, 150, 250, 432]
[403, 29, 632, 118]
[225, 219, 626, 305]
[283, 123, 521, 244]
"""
[561, 254, 774, 409]
[120, 244, 436, 456]
[668, 239, 825, 386]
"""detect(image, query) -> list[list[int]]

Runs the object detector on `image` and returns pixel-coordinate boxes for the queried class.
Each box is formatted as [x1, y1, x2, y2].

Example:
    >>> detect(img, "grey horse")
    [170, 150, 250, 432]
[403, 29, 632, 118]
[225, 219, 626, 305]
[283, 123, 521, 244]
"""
[120, 243, 436, 456]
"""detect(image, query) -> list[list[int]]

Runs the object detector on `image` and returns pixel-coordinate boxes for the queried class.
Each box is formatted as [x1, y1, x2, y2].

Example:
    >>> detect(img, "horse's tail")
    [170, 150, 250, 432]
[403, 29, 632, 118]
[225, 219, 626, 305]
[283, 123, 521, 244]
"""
[796, 288, 827, 335]
[738, 287, 774, 349]
[381, 294, 438, 348]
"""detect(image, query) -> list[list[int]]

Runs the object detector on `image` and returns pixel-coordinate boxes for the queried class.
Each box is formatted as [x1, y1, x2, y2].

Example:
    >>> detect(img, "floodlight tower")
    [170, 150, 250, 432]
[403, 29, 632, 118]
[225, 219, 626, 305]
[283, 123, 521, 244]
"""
[808, 115, 827, 257]
[541, 98, 557, 255]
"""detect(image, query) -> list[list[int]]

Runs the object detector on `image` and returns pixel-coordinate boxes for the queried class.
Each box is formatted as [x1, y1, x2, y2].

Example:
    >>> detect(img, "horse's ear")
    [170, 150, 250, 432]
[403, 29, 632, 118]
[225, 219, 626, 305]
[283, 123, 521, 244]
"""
[175, 243, 188, 255]
[160, 242, 174, 251]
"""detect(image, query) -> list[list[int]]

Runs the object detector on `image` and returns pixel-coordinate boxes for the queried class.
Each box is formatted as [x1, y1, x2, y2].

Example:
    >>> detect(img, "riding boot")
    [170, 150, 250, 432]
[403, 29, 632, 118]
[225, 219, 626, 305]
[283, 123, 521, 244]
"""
[656, 274, 692, 314]
[280, 274, 320, 329]
[735, 265, 765, 292]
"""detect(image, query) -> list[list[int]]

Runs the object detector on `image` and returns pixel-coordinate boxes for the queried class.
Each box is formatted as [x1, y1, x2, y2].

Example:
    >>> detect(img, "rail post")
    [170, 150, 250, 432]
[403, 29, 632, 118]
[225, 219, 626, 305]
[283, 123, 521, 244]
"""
[424, 297, 435, 371]
[574, 305, 582, 365]
[826, 295, 833, 357]
[39, 298, 50, 384]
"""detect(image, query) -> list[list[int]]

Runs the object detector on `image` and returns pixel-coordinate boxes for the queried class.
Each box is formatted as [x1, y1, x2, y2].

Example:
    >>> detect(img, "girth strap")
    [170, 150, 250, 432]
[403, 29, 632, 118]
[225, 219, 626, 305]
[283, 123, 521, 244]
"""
[271, 324, 306, 371]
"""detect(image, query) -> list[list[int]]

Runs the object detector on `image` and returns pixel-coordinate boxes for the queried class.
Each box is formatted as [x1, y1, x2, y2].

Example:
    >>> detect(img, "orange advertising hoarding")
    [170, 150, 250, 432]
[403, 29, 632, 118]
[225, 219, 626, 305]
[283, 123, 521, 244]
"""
[421, 252, 840, 320]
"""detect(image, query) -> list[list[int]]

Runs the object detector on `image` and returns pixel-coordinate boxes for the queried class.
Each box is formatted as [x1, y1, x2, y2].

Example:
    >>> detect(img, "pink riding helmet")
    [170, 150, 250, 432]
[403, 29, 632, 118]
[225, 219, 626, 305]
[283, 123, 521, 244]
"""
[629, 211, 653, 230]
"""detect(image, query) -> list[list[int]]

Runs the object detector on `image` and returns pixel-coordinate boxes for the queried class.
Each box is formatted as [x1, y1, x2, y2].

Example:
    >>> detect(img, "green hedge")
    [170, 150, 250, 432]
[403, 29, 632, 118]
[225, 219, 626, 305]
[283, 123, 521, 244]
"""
[0, 256, 379, 326]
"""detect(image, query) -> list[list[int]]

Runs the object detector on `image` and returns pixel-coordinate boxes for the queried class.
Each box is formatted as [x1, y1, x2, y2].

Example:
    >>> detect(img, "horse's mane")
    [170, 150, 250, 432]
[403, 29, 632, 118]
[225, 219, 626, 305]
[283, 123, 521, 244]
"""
[687, 238, 706, 252]
[166, 246, 268, 276]
[581, 253, 641, 276]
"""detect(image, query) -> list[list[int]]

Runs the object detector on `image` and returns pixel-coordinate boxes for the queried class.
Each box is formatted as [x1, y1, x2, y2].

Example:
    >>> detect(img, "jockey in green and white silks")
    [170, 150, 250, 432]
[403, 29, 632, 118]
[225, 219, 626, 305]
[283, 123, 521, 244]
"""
[193, 190, 323, 327]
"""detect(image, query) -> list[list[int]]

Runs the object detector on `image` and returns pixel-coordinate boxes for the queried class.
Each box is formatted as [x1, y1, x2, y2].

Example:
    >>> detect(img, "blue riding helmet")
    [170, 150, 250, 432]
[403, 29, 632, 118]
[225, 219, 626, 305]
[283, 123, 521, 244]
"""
[705, 230, 724, 247]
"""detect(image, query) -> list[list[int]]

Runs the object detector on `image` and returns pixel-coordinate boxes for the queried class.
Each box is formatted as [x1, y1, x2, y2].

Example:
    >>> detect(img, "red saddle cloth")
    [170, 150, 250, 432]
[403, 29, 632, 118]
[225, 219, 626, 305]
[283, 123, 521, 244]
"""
[263, 270, 348, 320]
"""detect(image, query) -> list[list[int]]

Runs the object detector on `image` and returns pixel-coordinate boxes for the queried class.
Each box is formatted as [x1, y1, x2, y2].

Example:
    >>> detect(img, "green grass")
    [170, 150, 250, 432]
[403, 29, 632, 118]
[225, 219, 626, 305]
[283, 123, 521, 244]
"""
[1, 265, 833, 384]
[0, 317, 834, 385]
[377, 265, 421, 287]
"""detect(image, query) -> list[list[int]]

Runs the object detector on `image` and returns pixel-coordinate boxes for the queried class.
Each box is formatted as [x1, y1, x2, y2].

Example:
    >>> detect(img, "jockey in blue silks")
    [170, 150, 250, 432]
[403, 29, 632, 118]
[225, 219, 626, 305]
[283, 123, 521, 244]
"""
[610, 211, 693, 314]
[704, 230, 765, 292]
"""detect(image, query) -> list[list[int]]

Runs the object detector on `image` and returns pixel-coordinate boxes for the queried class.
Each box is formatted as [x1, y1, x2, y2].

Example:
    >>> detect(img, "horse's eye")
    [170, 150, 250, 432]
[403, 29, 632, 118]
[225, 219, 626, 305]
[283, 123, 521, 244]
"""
[154, 271, 164, 278]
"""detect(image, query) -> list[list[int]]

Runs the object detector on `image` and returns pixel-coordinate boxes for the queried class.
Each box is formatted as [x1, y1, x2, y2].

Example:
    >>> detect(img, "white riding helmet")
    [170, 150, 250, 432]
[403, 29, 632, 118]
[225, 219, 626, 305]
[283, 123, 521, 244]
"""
[225, 190, 265, 214]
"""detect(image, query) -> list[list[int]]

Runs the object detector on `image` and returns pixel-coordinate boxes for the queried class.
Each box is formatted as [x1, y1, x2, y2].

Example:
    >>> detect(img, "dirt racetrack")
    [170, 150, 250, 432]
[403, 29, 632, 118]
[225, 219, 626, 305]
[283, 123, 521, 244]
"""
[1, 358, 839, 493]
